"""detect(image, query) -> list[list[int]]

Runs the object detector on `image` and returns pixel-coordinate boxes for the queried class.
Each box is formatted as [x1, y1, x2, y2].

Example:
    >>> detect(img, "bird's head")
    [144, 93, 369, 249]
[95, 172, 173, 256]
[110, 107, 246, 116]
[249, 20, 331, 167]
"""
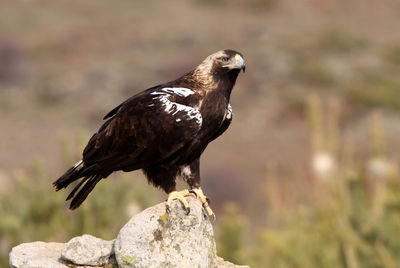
[213, 49, 246, 73]
[193, 50, 245, 86]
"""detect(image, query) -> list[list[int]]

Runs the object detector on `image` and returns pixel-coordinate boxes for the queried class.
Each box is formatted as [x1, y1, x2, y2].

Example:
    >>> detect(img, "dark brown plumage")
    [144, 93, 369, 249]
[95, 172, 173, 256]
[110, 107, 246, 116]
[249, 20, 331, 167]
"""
[53, 49, 245, 211]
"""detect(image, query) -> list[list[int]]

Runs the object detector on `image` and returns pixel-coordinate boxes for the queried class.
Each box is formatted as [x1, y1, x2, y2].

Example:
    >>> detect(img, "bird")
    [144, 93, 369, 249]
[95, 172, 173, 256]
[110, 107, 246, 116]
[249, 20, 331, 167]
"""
[53, 49, 245, 218]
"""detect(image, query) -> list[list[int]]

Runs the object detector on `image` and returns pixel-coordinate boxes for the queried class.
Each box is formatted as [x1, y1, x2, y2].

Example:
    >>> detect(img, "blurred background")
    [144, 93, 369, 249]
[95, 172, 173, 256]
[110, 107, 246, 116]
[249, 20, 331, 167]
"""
[1, 0, 400, 267]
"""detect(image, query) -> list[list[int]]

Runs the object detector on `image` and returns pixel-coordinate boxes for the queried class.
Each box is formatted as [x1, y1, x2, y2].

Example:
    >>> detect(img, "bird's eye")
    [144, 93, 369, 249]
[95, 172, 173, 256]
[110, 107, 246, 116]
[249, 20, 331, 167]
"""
[219, 56, 229, 62]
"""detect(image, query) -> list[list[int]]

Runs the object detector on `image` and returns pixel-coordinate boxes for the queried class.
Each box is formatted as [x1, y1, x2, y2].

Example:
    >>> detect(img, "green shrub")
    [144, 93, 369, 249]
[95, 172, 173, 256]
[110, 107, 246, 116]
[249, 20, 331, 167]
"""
[348, 76, 400, 111]
[0, 156, 160, 267]
[384, 45, 400, 66]
[216, 203, 248, 265]
[292, 60, 336, 86]
[318, 29, 367, 53]
[249, 173, 400, 268]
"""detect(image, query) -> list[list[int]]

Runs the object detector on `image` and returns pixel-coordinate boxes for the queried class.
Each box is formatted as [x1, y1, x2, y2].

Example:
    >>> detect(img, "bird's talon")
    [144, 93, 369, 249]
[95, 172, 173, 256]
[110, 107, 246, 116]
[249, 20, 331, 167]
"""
[209, 213, 216, 222]
[189, 188, 215, 220]
[165, 190, 193, 215]
[189, 189, 197, 197]
[206, 197, 211, 204]
[201, 207, 208, 219]
[165, 204, 171, 214]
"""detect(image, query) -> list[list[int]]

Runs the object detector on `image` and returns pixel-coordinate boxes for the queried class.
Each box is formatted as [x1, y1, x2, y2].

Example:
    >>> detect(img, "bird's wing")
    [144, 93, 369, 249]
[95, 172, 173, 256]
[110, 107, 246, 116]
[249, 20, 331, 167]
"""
[102, 85, 161, 120]
[210, 104, 232, 142]
[82, 86, 203, 172]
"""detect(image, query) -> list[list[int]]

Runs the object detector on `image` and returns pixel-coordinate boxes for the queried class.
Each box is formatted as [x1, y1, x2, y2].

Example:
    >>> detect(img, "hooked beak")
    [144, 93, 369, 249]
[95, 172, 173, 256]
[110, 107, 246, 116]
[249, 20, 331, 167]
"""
[223, 54, 246, 72]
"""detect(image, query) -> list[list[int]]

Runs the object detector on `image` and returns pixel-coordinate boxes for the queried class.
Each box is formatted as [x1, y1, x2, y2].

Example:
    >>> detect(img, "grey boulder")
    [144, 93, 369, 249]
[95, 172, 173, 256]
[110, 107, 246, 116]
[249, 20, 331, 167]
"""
[115, 196, 217, 268]
[61, 234, 115, 266]
[9, 242, 67, 268]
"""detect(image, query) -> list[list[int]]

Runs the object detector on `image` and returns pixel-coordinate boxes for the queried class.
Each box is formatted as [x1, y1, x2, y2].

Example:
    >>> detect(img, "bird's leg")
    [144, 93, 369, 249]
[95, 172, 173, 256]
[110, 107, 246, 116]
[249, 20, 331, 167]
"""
[179, 160, 215, 220]
[165, 189, 196, 215]
[189, 188, 215, 221]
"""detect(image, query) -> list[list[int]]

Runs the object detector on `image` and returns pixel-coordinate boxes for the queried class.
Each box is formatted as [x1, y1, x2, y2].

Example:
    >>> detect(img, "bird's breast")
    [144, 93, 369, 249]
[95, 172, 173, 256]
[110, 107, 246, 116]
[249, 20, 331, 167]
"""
[198, 95, 229, 133]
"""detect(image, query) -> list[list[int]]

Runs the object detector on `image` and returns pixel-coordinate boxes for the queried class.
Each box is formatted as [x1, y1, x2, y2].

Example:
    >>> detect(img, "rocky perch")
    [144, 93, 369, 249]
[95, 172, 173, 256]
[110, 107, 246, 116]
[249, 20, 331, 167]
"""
[9, 196, 248, 268]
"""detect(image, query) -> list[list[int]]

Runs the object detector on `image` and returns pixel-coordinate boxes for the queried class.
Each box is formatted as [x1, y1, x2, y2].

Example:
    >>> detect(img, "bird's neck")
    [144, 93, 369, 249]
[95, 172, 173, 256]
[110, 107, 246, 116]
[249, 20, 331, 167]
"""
[188, 69, 239, 100]
[212, 70, 240, 100]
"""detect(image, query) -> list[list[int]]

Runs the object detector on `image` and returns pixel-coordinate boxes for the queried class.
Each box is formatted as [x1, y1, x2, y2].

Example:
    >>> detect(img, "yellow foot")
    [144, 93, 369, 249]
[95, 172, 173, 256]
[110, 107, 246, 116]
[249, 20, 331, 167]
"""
[189, 188, 215, 221]
[166, 189, 196, 215]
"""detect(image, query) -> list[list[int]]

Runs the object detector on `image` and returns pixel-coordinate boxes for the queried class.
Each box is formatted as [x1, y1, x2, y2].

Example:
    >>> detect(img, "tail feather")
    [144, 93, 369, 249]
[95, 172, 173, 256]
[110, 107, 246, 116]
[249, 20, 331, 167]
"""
[53, 160, 84, 190]
[66, 177, 88, 201]
[69, 175, 102, 210]
[53, 160, 104, 210]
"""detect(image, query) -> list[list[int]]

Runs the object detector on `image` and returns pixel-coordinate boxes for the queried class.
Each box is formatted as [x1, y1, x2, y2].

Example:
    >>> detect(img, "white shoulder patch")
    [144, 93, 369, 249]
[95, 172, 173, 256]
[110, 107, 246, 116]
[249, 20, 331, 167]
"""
[226, 104, 233, 120]
[151, 87, 202, 126]
[161, 87, 194, 97]
[150, 87, 194, 97]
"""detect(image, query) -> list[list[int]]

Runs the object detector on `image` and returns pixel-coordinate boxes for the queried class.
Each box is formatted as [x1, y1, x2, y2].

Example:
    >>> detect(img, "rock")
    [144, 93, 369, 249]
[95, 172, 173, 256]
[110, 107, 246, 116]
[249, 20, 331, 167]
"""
[9, 198, 249, 268]
[216, 257, 250, 268]
[9, 241, 67, 268]
[61, 234, 116, 266]
[115, 196, 217, 268]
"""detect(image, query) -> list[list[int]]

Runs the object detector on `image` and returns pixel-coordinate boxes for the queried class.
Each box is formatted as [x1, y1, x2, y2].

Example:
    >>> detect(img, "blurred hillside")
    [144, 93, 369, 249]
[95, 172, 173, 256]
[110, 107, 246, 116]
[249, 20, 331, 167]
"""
[1, 0, 400, 267]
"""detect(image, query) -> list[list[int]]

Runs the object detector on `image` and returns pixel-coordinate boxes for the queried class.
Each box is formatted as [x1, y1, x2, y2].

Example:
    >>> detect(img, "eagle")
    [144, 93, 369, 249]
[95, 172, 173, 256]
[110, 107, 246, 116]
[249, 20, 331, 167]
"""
[53, 49, 245, 218]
